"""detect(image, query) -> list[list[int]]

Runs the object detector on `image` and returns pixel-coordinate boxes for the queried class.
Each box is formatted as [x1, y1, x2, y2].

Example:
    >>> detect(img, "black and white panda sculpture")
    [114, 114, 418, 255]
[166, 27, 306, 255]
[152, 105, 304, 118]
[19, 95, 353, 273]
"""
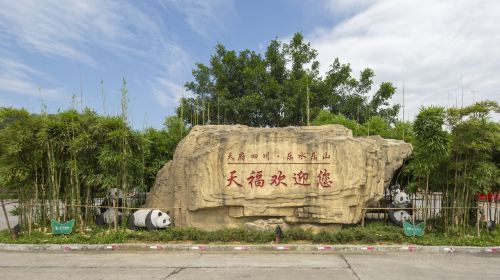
[393, 191, 411, 205]
[99, 188, 124, 214]
[95, 188, 124, 226]
[128, 209, 171, 231]
[388, 189, 413, 226]
[96, 208, 122, 226]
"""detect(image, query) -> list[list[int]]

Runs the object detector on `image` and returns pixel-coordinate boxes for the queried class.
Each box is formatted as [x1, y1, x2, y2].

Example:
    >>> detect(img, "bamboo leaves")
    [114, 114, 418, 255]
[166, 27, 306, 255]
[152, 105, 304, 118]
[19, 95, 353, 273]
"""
[0, 105, 187, 231]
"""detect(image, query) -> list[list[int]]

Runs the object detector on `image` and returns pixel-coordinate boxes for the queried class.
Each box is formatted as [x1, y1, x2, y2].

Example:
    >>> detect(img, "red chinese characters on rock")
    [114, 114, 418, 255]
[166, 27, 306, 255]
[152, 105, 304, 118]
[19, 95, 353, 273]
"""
[227, 169, 334, 189]
[270, 171, 287, 187]
[316, 169, 333, 188]
[247, 171, 265, 188]
[226, 170, 243, 187]
[226, 150, 335, 189]
[293, 171, 311, 186]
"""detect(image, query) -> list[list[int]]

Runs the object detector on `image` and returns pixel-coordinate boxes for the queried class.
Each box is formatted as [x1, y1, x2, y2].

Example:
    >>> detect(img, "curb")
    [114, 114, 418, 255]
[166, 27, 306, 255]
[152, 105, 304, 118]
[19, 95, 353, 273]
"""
[1, 243, 499, 254]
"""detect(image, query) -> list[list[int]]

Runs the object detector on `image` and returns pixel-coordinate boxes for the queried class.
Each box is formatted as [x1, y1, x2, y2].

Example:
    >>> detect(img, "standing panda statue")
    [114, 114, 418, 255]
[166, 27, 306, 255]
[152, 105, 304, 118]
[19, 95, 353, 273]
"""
[128, 209, 171, 231]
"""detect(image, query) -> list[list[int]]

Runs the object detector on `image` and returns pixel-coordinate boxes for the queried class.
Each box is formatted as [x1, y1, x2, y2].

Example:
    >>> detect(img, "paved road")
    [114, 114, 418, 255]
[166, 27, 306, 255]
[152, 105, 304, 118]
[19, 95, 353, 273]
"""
[0, 251, 498, 280]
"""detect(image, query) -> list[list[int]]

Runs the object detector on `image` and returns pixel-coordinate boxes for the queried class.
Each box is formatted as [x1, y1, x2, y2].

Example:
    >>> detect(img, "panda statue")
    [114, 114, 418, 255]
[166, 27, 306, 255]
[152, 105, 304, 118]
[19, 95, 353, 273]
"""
[95, 188, 124, 226]
[96, 208, 122, 226]
[99, 188, 124, 214]
[393, 191, 411, 205]
[388, 188, 413, 226]
[128, 209, 171, 231]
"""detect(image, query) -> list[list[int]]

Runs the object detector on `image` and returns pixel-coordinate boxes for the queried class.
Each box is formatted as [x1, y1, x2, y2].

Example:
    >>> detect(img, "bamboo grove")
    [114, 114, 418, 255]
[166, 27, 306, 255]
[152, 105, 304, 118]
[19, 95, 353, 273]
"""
[404, 101, 500, 233]
[0, 80, 187, 232]
[310, 101, 499, 234]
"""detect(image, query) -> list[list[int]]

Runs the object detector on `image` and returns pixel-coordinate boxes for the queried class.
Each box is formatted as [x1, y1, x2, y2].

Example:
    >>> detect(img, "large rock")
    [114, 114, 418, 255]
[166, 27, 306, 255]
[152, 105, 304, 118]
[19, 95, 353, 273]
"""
[146, 125, 412, 230]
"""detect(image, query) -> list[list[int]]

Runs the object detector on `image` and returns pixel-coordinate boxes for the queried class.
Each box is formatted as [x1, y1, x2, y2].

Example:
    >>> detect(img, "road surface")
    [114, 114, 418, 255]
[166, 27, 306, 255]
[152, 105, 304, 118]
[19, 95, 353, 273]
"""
[0, 251, 498, 280]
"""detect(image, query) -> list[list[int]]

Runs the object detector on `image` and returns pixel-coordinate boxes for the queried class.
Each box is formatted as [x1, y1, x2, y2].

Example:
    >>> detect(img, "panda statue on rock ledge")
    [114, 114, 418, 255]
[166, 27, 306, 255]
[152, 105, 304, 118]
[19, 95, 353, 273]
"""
[387, 185, 413, 226]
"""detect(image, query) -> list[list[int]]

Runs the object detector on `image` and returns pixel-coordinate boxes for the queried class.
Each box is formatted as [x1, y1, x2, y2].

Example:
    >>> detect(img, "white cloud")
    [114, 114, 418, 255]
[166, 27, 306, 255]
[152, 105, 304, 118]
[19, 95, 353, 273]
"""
[0, 0, 195, 115]
[161, 0, 236, 38]
[152, 78, 185, 108]
[0, 57, 64, 99]
[314, 0, 375, 18]
[308, 0, 500, 120]
[0, 77, 61, 98]
[0, 0, 167, 65]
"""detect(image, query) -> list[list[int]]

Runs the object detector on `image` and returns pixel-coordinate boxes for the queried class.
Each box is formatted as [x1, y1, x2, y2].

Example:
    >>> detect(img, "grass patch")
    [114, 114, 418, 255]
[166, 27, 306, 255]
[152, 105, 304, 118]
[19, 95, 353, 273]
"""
[1, 222, 499, 246]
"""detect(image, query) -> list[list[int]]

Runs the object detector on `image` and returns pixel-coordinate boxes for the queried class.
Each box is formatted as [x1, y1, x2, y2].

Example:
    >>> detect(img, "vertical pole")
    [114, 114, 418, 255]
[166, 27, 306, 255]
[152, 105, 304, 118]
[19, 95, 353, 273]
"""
[217, 93, 220, 125]
[1, 199, 16, 239]
[461, 75, 464, 108]
[113, 199, 118, 232]
[202, 98, 205, 125]
[28, 200, 32, 235]
[180, 97, 184, 137]
[100, 80, 106, 115]
[476, 206, 480, 238]
[402, 81, 405, 141]
[80, 73, 84, 111]
[306, 83, 310, 126]
[361, 209, 365, 228]
[207, 97, 210, 125]
[412, 197, 416, 225]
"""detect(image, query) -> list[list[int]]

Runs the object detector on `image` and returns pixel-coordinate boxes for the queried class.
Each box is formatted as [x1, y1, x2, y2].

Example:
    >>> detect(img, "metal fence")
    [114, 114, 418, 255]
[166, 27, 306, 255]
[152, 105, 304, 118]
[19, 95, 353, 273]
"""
[92, 192, 148, 211]
[363, 191, 500, 224]
[478, 201, 500, 223]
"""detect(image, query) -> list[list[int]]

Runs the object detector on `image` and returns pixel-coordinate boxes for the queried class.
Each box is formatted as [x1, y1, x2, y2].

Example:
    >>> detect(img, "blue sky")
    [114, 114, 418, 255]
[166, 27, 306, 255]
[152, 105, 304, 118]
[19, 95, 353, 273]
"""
[1, 0, 499, 128]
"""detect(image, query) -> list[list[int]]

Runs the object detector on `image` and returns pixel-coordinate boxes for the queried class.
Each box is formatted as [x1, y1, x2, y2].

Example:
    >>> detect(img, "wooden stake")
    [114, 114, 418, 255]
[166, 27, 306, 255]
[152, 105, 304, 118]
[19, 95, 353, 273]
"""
[361, 209, 366, 228]
[476, 207, 480, 238]
[1, 199, 16, 240]
[113, 199, 118, 232]
[306, 83, 310, 126]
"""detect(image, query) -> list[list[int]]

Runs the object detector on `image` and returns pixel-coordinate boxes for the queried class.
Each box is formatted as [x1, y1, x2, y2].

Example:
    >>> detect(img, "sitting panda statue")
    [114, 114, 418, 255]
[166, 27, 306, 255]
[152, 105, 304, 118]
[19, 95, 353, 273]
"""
[96, 208, 122, 226]
[99, 188, 124, 214]
[128, 209, 171, 231]
[95, 188, 124, 226]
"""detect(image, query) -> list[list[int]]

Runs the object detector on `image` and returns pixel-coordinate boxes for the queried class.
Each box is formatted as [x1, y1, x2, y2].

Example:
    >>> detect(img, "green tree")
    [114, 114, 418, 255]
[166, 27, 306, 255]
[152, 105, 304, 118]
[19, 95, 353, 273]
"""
[446, 101, 499, 231]
[181, 32, 400, 127]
